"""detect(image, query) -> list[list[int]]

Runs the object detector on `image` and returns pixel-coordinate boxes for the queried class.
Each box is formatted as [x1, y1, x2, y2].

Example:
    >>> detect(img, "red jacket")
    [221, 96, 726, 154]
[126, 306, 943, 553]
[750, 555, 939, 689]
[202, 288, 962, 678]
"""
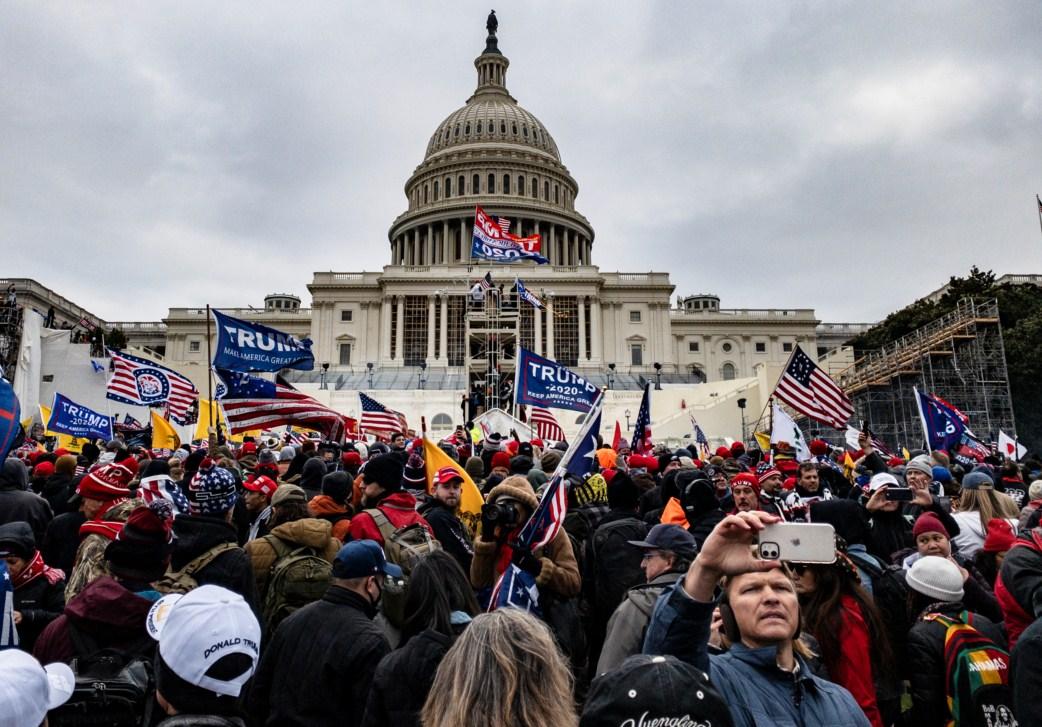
[348, 491, 433, 546]
[33, 576, 154, 664]
[827, 593, 883, 727]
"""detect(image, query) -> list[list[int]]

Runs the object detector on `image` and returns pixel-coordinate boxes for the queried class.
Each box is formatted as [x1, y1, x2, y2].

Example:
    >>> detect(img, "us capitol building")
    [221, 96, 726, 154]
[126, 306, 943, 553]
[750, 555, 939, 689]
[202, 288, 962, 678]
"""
[6, 15, 869, 438]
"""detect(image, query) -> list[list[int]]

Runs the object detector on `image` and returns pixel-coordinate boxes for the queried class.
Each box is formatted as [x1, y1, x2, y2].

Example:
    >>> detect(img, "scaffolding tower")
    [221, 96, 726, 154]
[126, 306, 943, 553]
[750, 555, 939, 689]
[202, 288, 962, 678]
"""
[467, 284, 519, 413]
[837, 298, 1016, 448]
[0, 301, 22, 383]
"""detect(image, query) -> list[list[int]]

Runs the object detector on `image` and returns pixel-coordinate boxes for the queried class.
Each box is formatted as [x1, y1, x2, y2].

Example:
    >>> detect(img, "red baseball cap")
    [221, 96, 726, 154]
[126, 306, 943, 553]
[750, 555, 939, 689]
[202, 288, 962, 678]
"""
[243, 474, 278, 499]
[435, 466, 465, 487]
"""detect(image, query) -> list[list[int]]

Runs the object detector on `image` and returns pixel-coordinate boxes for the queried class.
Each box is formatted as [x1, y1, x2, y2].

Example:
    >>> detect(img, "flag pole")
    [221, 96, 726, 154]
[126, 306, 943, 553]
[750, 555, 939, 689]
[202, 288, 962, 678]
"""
[1037, 195, 1042, 240]
[206, 305, 214, 429]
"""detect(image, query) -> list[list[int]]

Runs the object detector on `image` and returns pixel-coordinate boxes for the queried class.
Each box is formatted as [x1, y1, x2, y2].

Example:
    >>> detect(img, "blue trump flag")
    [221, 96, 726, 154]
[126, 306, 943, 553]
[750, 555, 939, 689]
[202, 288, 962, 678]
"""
[48, 392, 113, 442]
[211, 309, 314, 372]
[913, 386, 966, 452]
[0, 377, 24, 461]
[514, 347, 599, 413]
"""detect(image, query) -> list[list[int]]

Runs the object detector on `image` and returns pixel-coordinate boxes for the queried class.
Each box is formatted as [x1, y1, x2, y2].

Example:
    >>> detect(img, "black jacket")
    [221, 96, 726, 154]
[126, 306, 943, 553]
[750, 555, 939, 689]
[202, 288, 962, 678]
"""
[905, 602, 1006, 726]
[686, 508, 726, 550]
[39, 473, 74, 516]
[41, 511, 85, 577]
[13, 567, 66, 653]
[250, 586, 391, 727]
[1012, 616, 1042, 725]
[418, 499, 473, 572]
[170, 515, 257, 611]
[0, 486, 53, 542]
[362, 628, 457, 727]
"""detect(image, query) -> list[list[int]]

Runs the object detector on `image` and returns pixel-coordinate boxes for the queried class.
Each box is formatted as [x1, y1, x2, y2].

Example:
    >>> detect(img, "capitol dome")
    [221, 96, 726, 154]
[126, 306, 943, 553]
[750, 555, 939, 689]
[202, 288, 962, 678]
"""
[387, 15, 594, 269]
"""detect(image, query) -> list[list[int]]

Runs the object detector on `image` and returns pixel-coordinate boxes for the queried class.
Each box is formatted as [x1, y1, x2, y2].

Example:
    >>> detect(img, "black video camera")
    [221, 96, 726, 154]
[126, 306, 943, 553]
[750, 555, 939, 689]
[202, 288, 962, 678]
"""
[481, 501, 521, 527]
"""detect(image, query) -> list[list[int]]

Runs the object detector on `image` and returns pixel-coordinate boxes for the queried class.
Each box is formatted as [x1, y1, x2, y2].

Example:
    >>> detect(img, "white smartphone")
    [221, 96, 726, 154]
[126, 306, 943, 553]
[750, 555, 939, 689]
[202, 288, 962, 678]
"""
[756, 523, 836, 563]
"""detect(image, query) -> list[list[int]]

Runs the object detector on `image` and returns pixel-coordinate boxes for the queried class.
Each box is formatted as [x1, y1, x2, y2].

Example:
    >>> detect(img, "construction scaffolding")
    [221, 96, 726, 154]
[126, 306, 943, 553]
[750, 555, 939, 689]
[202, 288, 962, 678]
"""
[1, 300, 22, 383]
[467, 285, 519, 413]
[837, 298, 1016, 448]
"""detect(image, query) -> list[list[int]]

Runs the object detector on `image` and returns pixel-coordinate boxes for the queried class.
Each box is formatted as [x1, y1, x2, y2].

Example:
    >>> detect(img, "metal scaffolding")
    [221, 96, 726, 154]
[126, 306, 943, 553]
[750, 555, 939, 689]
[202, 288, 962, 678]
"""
[0, 301, 22, 383]
[467, 283, 519, 413]
[837, 298, 1016, 448]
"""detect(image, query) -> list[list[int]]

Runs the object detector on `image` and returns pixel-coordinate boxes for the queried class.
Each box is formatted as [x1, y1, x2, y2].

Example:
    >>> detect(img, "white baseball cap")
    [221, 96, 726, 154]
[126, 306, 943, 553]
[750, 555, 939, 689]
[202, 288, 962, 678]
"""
[0, 649, 75, 727]
[147, 584, 261, 698]
[869, 472, 900, 492]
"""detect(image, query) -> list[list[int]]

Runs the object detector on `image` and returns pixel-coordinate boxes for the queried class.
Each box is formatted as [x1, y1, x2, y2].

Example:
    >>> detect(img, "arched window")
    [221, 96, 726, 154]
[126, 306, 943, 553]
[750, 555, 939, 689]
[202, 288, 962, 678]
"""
[512, 122, 518, 135]
[423, 184, 429, 204]
[503, 175, 510, 195]
[500, 121, 507, 134]
[454, 124, 460, 137]
[488, 174, 496, 194]
[459, 175, 466, 195]
[433, 181, 439, 201]
[473, 174, 480, 193]
[522, 124, 528, 137]
[443, 128, 449, 141]
[721, 363, 737, 381]
[477, 120, 483, 134]
[464, 122, 470, 135]
[554, 185, 559, 204]
[531, 178, 538, 197]
[518, 175, 525, 196]
[544, 181, 550, 200]
[445, 177, 451, 198]
[431, 413, 453, 429]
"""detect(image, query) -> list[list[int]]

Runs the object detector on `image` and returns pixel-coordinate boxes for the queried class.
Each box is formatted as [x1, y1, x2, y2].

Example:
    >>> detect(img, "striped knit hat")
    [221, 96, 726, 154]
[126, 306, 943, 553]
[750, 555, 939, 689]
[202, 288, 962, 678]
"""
[187, 459, 238, 516]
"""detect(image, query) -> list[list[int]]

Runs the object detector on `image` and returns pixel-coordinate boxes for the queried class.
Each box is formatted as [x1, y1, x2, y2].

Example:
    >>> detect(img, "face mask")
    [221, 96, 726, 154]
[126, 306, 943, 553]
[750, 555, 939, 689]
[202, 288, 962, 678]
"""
[367, 578, 383, 608]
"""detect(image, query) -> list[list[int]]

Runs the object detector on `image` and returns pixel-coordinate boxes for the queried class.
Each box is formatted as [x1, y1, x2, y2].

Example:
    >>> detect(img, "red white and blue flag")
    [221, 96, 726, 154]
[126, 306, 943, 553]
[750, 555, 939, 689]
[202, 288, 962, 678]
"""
[630, 384, 653, 455]
[107, 350, 199, 425]
[138, 474, 190, 517]
[529, 406, 564, 441]
[774, 346, 853, 430]
[216, 369, 348, 441]
[359, 392, 408, 435]
[471, 205, 548, 264]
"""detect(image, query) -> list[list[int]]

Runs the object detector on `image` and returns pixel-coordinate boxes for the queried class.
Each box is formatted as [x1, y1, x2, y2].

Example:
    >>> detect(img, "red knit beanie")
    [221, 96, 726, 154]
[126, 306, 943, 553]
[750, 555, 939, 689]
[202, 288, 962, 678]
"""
[491, 451, 511, 470]
[714, 446, 731, 459]
[33, 462, 55, 478]
[983, 519, 1016, 553]
[77, 463, 134, 501]
[731, 472, 760, 495]
[912, 512, 948, 539]
[809, 439, 830, 456]
[730, 441, 746, 456]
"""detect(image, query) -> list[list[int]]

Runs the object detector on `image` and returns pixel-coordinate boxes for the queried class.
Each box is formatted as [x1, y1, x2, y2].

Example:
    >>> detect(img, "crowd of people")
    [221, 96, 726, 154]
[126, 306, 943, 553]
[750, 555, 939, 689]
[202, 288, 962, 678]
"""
[1, 423, 1039, 726]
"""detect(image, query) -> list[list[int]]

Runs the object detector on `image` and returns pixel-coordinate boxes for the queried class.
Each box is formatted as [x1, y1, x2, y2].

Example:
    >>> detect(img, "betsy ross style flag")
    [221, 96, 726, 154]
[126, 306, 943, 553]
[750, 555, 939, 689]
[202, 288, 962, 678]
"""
[216, 369, 348, 440]
[359, 392, 408, 434]
[529, 406, 564, 441]
[773, 346, 853, 430]
[107, 349, 199, 425]
[630, 383, 653, 455]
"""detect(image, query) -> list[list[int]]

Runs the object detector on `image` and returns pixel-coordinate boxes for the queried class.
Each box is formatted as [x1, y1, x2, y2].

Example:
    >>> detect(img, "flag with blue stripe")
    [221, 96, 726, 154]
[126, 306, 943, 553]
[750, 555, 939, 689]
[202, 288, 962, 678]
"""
[0, 377, 24, 462]
[0, 561, 18, 650]
[630, 383, 652, 454]
[490, 563, 541, 616]
[515, 278, 544, 309]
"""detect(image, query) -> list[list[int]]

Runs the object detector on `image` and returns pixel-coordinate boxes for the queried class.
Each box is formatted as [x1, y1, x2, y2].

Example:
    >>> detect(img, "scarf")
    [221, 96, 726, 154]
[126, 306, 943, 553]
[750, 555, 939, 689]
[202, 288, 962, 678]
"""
[79, 520, 125, 540]
[12, 551, 65, 589]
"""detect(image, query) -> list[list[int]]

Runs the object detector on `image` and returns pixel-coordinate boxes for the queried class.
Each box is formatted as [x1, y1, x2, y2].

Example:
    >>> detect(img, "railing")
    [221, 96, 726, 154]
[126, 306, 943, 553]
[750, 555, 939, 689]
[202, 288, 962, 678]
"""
[671, 308, 817, 320]
[0, 278, 106, 328]
[166, 307, 312, 317]
[109, 321, 168, 331]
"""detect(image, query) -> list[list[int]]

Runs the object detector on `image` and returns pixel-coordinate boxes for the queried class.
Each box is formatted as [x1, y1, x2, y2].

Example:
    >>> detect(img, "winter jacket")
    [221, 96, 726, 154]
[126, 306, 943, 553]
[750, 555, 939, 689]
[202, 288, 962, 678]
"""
[0, 482, 53, 542]
[950, 511, 1018, 559]
[249, 585, 391, 727]
[307, 495, 352, 542]
[170, 514, 258, 611]
[470, 528, 581, 599]
[900, 550, 1003, 623]
[65, 498, 141, 601]
[685, 508, 725, 550]
[33, 576, 155, 664]
[995, 528, 1042, 649]
[244, 518, 340, 598]
[10, 560, 66, 653]
[867, 497, 960, 563]
[1012, 615, 1042, 726]
[818, 593, 883, 727]
[347, 491, 433, 546]
[362, 627, 460, 727]
[39, 472, 75, 516]
[42, 511, 85, 576]
[643, 581, 871, 727]
[905, 601, 1006, 726]
[418, 498, 473, 572]
[596, 570, 683, 674]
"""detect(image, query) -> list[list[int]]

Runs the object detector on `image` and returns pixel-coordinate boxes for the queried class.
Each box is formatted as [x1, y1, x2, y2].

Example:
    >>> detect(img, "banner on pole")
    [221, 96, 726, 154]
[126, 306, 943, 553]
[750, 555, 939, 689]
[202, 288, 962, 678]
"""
[211, 309, 315, 372]
[47, 393, 112, 442]
[514, 348, 599, 413]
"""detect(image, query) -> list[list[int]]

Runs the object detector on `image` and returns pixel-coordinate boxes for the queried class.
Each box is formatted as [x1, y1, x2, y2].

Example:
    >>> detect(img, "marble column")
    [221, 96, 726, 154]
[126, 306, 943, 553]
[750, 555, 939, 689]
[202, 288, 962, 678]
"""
[578, 297, 587, 361]
[439, 296, 448, 361]
[426, 296, 436, 362]
[395, 297, 405, 362]
[426, 224, 434, 265]
[549, 225, 557, 266]
[380, 297, 392, 362]
[442, 221, 449, 265]
[546, 297, 555, 359]
[590, 297, 602, 362]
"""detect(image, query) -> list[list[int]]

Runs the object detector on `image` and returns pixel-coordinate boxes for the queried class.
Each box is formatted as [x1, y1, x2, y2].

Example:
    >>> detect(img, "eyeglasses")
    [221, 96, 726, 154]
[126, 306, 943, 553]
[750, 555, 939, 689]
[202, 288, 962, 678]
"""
[641, 551, 666, 562]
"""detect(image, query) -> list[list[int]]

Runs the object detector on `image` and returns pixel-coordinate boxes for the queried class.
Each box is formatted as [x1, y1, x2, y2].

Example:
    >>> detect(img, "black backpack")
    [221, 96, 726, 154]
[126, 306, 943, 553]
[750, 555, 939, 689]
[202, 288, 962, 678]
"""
[47, 625, 155, 727]
[588, 517, 648, 620]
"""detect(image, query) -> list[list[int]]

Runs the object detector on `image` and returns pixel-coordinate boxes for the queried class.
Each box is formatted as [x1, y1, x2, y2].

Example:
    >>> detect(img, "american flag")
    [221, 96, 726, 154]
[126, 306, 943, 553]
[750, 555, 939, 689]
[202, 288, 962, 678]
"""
[107, 350, 198, 425]
[690, 415, 710, 457]
[630, 383, 653, 455]
[529, 406, 564, 441]
[138, 474, 189, 517]
[216, 369, 347, 440]
[478, 271, 493, 292]
[359, 392, 407, 435]
[122, 413, 145, 430]
[774, 346, 853, 430]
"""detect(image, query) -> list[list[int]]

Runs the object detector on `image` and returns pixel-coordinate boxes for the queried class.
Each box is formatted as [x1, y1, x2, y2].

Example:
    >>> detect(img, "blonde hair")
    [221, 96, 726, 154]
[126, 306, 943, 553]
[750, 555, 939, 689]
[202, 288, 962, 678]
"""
[421, 609, 577, 727]
[959, 488, 1020, 533]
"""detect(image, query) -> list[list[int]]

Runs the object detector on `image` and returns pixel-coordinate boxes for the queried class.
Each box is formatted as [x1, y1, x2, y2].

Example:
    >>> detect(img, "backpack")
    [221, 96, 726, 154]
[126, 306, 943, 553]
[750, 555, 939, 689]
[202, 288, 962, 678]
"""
[588, 517, 648, 621]
[260, 535, 332, 634]
[47, 626, 155, 727]
[365, 508, 441, 627]
[923, 610, 1019, 727]
[153, 542, 239, 595]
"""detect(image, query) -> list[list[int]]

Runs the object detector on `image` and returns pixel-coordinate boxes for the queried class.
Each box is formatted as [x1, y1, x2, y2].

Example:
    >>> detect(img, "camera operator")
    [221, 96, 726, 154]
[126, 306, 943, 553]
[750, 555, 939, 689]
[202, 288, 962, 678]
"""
[469, 475, 580, 602]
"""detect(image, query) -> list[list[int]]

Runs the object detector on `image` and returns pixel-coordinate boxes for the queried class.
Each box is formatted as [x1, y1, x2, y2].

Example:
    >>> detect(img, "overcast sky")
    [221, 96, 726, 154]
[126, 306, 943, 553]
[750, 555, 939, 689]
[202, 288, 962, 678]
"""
[3, 2, 1041, 324]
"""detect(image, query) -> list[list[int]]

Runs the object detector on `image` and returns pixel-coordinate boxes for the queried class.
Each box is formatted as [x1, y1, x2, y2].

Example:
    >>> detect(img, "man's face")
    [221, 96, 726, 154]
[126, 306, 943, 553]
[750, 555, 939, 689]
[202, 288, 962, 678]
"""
[732, 484, 759, 512]
[278, 461, 290, 475]
[916, 531, 950, 558]
[728, 570, 800, 648]
[798, 468, 819, 492]
[434, 479, 462, 509]
[712, 472, 728, 495]
[391, 435, 405, 450]
[243, 489, 268, 513]
[81, 497, 105, 519]
[906, 469, 932, 492]
[759, 474, 782, 495]
[641, 549, 674, 581]
[663, 460, 680, 474]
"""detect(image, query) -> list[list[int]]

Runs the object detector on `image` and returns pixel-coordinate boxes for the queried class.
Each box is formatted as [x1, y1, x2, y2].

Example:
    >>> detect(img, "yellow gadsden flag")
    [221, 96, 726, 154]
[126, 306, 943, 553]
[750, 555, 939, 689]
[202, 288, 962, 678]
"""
[151, 409, 181, 451]
[422, 437, 484, 535]
[754, 431, 772, 454]
[193, 400, 256, 444]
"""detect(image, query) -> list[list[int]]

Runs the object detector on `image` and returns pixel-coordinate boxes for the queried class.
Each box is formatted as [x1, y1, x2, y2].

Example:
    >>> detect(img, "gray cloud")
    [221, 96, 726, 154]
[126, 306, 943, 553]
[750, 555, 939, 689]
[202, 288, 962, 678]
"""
[2, 1, 1040, 323]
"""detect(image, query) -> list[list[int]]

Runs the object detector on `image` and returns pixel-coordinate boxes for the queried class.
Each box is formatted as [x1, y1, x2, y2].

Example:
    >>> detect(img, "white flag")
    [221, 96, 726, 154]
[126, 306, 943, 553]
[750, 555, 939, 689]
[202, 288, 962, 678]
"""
[772, 402, 811, 462]
[998, 430, 1027, 461]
